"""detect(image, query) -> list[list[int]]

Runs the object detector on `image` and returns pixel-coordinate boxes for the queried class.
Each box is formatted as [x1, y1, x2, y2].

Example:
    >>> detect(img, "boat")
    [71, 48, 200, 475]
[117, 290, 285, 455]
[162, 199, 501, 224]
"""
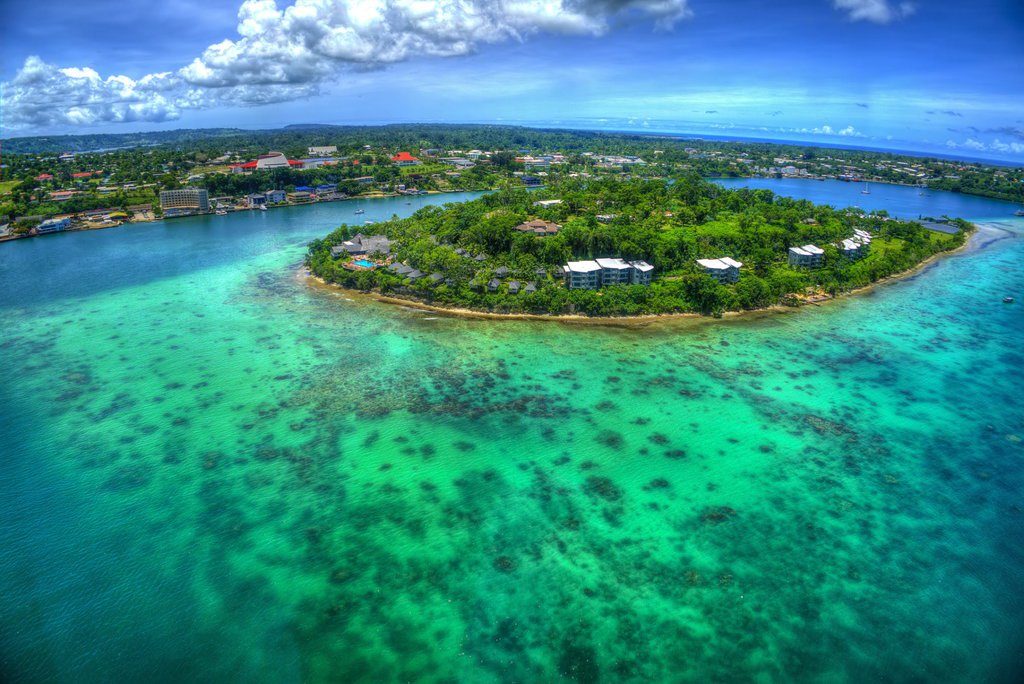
[1014, 210, 1024, 216]
[861, 183, 870, 195]
[259, 205, 267, 211]
[215, 209, 227, 216]
[354, 209, 365, 214]
[1004, 296, 1015, 304]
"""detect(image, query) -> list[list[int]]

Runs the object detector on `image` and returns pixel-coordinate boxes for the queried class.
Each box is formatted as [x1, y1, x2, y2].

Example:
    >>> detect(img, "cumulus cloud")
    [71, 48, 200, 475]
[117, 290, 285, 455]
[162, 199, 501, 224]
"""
[793, 124, 864, 137]
[4, 56, 184, 127]
[946, 137, 1024, 155]
[2, 0, 691, 129]
[833, 0, 916, 24]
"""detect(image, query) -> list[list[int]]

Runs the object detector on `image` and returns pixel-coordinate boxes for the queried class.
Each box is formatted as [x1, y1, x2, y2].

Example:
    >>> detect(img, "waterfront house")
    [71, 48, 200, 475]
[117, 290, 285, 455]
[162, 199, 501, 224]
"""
[428, 272, 445, 285]
[514, 219, 561, 236]
[521, 175, 542, 187]
[697, 257, 743, 283]
[788, 244, 824, 267]
[407, 269, 425, 282]
[389, 262, 413, 275]
[487, 278, 501, 292]
[524, 282, 537, 294]
[247, 193, 267, 208]
[509, 281, 521, 294]
[563, 260, 602, 290]
[36, 217, 71, 234]
[265, 189, 286, 203]
[287, 191, 313, 203]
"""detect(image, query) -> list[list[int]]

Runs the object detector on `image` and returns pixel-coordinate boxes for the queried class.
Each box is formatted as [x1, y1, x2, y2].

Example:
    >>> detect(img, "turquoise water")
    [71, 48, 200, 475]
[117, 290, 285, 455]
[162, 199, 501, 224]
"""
[1, 184, 1022, 681]
[353, 259, 376, 269]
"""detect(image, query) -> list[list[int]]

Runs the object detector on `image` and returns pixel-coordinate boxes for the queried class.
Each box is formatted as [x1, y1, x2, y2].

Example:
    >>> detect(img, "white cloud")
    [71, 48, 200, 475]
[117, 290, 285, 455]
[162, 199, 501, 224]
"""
[947, 137, 1024, 155]
[3, 56, 184, 127]
[792, 124, 863, 137]
[2, 0, 691, 129]
[833, 0, 916, 24]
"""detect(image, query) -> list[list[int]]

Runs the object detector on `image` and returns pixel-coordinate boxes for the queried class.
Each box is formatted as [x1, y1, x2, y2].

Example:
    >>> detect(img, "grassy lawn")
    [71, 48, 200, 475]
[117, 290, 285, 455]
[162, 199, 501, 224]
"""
[191, 164, 233, 175]
[400, 162, 447, 177]
[0, 180, 22, 195]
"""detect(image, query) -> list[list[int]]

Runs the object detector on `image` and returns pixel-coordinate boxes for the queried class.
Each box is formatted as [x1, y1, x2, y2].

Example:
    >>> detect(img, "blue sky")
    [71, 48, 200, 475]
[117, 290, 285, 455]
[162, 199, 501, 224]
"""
[2, 0, 1023, 161]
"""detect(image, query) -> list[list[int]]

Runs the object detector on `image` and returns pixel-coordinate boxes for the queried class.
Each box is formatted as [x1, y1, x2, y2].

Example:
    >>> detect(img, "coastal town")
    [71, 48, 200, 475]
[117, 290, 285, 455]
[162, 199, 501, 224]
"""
[2, 125, 1021, 241]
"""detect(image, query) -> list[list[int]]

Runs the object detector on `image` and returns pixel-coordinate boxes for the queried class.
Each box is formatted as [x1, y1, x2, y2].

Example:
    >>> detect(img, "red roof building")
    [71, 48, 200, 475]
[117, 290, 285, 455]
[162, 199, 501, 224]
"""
[35, 173, 54, 181]
[391, 152, 420, 165]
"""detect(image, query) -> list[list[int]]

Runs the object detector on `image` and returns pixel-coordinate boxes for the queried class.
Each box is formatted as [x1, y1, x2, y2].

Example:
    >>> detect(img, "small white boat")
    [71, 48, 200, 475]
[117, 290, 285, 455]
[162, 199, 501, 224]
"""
[1015, 210, 1024, 217]
[259, 205, 268, 211]
[354, 209, 365, 214]
[861, 183, 870, 195]
[215, 209, 227, 216]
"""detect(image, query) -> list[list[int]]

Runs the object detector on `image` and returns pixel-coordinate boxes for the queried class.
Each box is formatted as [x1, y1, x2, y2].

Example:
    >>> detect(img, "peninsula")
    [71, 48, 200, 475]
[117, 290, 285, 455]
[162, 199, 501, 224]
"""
[306, 176, 971, 317]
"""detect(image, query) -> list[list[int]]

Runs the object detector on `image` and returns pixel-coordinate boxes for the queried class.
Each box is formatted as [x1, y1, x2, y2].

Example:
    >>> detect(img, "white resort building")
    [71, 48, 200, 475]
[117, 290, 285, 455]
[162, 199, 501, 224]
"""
[564, 259, 655, 289]
[837, 229, 872, 259]
[697, 257, 743, 283]
[563, 261, 603, 289]
[788, 244, 825, 267]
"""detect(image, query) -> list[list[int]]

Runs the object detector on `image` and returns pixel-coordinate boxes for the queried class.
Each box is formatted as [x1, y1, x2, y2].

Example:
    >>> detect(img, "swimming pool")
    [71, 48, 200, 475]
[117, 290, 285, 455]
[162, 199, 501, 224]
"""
[353, 259, 375, 268]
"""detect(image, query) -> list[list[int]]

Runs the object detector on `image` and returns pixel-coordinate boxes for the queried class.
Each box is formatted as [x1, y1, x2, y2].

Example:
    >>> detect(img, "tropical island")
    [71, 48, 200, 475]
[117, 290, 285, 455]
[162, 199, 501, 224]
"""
[306, 175, 971, 317]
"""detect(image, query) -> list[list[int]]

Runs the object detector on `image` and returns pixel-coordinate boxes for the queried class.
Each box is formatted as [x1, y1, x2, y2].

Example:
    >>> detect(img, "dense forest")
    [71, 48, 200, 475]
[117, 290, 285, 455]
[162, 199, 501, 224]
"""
[307, 176, 970, 317]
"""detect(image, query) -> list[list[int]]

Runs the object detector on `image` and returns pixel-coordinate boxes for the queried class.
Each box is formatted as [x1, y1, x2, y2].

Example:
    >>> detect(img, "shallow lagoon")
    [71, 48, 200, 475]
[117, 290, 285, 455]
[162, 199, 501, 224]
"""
[1, 185, 1022, 681]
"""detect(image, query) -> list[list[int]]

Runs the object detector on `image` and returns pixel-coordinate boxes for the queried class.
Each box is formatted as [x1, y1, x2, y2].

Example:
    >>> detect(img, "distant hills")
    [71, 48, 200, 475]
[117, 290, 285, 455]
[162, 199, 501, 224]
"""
[0, 123, 633, 155]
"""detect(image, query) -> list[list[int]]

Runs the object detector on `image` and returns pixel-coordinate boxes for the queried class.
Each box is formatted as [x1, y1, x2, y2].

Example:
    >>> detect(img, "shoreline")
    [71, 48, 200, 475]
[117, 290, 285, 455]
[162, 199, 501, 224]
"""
[0, 188, 478, 243]
[302, 223, 985, 327]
